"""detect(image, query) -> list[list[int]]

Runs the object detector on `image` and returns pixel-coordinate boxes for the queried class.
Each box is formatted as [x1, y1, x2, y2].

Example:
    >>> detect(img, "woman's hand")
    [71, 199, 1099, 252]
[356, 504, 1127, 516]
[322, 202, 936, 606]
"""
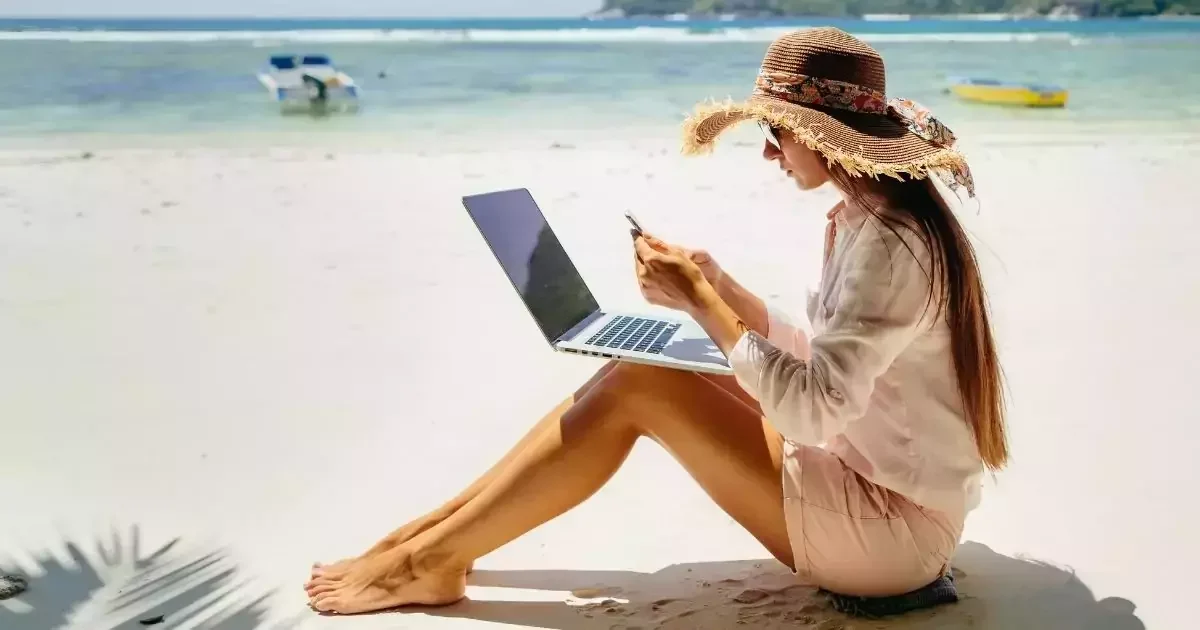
[640, 233, 724, 289]
[633, 234, 717, 315]
[633, 232, 749, 356]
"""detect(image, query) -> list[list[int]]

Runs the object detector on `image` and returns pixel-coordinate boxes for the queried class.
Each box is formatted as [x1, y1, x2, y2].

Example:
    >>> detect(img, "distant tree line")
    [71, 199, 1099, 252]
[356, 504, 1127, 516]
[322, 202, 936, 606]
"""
[599, 0, 1200, 17]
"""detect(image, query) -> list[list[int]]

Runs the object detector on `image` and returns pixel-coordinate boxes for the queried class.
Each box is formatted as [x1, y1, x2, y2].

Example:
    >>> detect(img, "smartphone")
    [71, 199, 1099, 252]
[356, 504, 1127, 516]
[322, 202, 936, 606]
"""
[624, 211, 646, 236]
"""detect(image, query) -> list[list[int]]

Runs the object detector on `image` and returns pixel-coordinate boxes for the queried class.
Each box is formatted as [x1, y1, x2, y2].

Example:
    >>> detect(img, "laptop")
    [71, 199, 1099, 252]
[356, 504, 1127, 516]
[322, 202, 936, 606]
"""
[461, 188, 734, 375]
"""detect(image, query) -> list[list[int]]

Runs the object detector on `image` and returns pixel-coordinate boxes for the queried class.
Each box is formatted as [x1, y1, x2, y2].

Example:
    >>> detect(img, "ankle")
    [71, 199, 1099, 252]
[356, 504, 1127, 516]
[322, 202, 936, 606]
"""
[380, 507, 455, 547]
[410, 542, 471, 576]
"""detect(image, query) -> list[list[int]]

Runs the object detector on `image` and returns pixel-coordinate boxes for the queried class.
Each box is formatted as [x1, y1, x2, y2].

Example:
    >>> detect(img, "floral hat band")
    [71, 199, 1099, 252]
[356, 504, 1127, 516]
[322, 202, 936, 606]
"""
[755, 72, 957, 148]
[753, 70, 974, 197]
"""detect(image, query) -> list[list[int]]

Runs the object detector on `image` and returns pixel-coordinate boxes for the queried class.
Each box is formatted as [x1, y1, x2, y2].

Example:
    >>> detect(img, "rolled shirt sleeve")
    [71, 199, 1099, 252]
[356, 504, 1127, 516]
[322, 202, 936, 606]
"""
[729, 225, 934, 446]
[765, 302, 812, 359]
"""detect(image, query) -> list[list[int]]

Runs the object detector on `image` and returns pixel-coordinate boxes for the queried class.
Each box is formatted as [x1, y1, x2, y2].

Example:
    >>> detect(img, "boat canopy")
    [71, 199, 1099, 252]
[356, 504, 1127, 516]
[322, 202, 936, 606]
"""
[270, 55, 335, 70]
[270, 55, 297, 70]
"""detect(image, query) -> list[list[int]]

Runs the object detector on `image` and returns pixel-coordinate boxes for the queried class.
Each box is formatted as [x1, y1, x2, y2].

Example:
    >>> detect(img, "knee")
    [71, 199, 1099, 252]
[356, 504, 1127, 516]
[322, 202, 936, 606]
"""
[591, 362, 702, 416]
[601, 361, 680, 392]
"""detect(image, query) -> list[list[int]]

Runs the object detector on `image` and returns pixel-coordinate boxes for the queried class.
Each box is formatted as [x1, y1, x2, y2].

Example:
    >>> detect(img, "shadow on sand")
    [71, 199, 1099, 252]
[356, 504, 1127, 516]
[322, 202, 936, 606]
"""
[409, 541, 1144, 630]
[0, 525, 301, 630]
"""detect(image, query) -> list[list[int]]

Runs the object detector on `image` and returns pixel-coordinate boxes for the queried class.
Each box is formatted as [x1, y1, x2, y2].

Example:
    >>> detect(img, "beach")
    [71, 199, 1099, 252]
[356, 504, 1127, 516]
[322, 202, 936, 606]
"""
[4, 130, 1199, 629]
[3, 16, 1200, 630]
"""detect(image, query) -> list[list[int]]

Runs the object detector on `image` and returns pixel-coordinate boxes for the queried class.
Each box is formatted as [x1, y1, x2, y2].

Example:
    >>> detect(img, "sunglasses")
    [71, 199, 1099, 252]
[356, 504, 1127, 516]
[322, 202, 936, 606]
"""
[759, 120, 782, 150]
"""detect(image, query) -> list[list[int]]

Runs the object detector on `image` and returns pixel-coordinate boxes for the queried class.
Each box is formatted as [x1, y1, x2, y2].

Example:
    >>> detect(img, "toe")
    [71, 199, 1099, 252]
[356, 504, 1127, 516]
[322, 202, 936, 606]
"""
[307, 582, 339, 597]
[305, 579, 336, 596]
[313, 592, 340, 613]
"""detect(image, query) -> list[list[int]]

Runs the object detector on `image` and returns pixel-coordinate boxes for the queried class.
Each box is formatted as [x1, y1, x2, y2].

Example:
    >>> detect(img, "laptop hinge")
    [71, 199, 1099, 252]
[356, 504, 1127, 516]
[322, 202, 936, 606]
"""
[555, 310, 606, 346]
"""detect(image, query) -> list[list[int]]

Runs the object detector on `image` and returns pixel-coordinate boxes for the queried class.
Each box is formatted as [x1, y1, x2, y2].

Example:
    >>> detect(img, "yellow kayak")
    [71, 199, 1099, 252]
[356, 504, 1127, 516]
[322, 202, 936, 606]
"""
[948, 77, 1068, 108]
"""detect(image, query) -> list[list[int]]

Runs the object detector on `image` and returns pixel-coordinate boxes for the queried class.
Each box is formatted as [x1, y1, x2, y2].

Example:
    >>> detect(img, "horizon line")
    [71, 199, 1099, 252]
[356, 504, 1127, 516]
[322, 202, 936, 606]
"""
[0, 15, 602, 20]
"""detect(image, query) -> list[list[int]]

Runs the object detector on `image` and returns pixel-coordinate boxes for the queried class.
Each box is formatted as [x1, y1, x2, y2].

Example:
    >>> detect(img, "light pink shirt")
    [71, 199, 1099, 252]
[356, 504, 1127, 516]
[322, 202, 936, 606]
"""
[727, 207, 984, 516]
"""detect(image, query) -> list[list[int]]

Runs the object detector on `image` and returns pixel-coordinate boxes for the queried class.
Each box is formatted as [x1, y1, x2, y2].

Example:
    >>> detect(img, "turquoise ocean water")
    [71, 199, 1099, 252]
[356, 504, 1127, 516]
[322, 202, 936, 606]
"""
[2, 17, 1199, 145]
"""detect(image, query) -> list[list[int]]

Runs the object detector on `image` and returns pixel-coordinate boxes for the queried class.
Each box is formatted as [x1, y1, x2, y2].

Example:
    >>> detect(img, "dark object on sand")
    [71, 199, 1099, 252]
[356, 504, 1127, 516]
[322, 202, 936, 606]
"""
[139, 615, 165, 625]
[824, 572, 959, 618]
[0, 574, 28, 600]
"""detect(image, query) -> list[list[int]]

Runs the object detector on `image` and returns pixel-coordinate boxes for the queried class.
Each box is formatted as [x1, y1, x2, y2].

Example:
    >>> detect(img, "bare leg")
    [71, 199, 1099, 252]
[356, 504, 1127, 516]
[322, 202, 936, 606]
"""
[305, 363, 791, 614]
[312, 364, 619, 577]
[701, 373, 763, 411]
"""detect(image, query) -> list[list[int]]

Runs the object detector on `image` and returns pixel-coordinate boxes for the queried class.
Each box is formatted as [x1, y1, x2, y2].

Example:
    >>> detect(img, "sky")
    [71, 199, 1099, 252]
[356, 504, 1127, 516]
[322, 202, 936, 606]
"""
[0, 0, 603, 18]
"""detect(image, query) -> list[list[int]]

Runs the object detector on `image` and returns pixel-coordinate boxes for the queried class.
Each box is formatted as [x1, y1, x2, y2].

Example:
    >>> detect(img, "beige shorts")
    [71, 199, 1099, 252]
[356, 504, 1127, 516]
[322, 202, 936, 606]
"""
[782, 441, 963, 597]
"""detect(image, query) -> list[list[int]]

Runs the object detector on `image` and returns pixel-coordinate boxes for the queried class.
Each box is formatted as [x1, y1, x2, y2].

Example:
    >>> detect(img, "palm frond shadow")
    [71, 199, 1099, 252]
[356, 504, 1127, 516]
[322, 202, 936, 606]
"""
[0, 525, 303, 630]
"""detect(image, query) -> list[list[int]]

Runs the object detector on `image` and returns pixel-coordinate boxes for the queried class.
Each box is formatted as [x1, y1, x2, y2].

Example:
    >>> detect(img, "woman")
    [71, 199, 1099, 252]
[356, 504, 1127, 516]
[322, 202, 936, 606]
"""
[304, 27, 1007, 616]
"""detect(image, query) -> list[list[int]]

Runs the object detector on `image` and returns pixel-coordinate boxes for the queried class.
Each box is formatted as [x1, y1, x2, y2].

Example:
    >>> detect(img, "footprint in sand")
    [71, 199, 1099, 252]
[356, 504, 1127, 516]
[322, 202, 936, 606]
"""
[734, 584, 836, 626]
[796, 600, 825, 613]
[660, 608, 697, 622]
[732, 583, 813, 606]
[732, 589, 771, 604]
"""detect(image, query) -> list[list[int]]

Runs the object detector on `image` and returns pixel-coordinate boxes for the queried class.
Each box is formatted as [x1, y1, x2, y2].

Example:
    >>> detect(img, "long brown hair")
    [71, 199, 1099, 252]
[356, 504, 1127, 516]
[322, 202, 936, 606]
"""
[826, 164, 1009, 471]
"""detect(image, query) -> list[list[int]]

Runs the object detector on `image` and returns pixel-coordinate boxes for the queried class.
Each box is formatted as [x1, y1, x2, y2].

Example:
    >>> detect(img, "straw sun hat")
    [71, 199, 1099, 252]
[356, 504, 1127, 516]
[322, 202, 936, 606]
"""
[682, 27, 975, 198]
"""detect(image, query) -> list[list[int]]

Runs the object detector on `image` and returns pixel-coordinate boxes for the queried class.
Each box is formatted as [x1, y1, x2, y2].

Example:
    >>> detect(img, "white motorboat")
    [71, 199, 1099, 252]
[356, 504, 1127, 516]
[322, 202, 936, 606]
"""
[257, 54, 360, 113]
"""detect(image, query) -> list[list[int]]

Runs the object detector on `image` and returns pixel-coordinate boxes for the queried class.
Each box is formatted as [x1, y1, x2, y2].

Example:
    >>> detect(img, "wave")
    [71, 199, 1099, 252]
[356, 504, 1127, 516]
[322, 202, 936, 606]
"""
[0, 28, 1080, 44]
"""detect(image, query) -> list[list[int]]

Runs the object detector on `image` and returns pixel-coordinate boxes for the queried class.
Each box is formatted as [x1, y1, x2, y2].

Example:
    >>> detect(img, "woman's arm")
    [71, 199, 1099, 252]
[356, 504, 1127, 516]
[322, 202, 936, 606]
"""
[634, 234, 812, 358]
[713, 272, 768, 336]
[691, 227, 931, 445]
[714, 271, 812, 360]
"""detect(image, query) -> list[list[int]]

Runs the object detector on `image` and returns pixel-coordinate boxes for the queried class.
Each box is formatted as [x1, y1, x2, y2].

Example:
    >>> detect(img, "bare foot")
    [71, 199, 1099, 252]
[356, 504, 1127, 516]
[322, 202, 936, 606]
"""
[310, 559, 357, 581]
[305, 546, 466, 615]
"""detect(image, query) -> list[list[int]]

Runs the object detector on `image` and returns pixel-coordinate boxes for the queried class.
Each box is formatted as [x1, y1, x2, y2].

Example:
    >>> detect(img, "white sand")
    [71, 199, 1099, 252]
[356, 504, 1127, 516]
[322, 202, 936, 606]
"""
[2, 131, 1198, 629]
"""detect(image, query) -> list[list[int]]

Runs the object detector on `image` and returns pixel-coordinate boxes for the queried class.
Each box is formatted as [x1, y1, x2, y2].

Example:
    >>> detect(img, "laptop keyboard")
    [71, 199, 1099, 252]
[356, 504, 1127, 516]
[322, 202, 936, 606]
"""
[586, 316, 680, 354]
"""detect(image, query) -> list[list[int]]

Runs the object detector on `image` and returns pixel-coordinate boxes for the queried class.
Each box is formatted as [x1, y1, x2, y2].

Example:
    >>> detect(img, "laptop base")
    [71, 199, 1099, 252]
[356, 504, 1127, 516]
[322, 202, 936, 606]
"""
[556, 311, 734, 376]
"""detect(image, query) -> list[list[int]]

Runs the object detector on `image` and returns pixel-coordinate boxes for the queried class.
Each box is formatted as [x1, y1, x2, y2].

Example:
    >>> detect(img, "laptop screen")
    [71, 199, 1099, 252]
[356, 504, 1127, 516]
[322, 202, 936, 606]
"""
[462, 188, 600, 344]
